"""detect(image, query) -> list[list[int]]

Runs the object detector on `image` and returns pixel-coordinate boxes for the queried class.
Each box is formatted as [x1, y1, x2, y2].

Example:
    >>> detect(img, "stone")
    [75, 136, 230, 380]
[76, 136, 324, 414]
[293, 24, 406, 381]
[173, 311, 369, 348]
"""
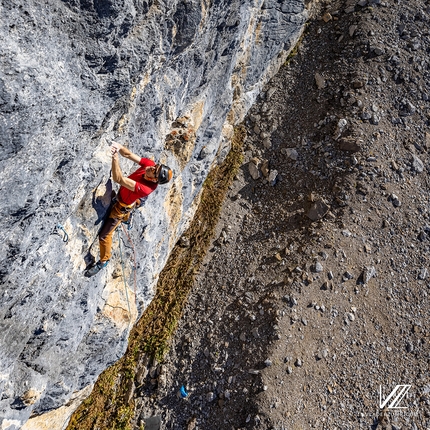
[286, 148, 299, 160]
[390, 193, 401, 207]
[370, 114, 380, 125]
[261, 160, 270, 178]
[135, 360, 150, 386]
[346, 312, 355, 322]
[249, 160, 261, 180]
[315, 73, 326, 89]
[149, 366, 159, 379]
[311, 261, 324, 273]
[262, 137, 271, 149]
[412, 155, 424, 173]
[418, 268, 428, 280]
[295, 358, 303, 367]
[391, 160, 399, 171]
[266, 87, 276, 99]
[352, 80, 365, 89]
[264, 359, 273, 367]
[343, 271, 354, 281]
[333, 118, 348, 140]
[157, 372, 167, 389]
[142, 416, 162, 430]
[307, 200, 330, 221]
[361, 110, 372, 121]
[207, 392, 216, 402]
[322, 13, 332, 22]
[319, 251, 328, 260]
[349, 25, 358, 37]
[399, 99, 416, 116]
[360, 266, 376, 284]
[123, 379, 136, 403]
[426, 132, 430, 149]
[268, 169, 279, 186]
[372, 46, 385, 56]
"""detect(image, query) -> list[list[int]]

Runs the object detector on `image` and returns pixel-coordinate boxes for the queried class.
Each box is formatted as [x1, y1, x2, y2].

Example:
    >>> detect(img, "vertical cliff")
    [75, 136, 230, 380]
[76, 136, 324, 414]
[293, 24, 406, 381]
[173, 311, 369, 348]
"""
[0, 0, 307, 428]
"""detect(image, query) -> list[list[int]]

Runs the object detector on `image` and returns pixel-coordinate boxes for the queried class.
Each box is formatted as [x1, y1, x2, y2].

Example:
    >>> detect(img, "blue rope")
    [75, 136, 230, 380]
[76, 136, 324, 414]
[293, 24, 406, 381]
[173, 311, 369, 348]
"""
[117, 228, 132, 324]
[56, 224, 69, 243]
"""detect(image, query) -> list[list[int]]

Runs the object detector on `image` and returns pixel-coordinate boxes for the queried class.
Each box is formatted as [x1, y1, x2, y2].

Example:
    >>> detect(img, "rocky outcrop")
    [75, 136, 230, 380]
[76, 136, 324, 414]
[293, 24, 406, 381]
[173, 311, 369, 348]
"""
[0, 0, 307, 427]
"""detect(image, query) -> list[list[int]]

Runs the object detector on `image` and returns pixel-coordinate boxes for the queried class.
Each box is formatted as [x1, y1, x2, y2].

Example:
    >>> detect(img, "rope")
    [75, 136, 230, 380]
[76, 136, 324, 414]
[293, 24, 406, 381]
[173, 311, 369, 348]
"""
[117, 228, 132, 324]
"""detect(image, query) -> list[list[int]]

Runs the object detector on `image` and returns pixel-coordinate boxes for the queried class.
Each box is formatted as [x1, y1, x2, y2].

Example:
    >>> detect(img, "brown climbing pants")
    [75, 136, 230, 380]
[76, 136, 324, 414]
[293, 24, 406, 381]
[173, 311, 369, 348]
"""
[99, 200, 134, 262]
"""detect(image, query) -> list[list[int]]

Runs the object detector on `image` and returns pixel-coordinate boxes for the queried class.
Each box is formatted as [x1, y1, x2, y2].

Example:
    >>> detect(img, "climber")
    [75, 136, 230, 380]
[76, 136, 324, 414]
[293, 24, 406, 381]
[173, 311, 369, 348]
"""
[85, 142, 172, 277]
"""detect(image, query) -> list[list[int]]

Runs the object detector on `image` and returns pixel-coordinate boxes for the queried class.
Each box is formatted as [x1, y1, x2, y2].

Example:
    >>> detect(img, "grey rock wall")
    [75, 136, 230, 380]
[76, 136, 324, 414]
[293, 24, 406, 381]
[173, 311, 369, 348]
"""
[0, 0, 307, 427]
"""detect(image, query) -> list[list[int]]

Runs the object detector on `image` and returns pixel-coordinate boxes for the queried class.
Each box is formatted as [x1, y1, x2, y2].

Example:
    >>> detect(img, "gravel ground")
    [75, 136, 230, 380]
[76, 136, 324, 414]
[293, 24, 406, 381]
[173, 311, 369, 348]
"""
[133, 1, 430, 429]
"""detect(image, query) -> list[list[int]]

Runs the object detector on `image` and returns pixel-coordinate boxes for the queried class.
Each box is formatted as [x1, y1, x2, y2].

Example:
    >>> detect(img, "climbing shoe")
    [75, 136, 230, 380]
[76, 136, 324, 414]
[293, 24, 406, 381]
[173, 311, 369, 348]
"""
[84, 260, 109, 277]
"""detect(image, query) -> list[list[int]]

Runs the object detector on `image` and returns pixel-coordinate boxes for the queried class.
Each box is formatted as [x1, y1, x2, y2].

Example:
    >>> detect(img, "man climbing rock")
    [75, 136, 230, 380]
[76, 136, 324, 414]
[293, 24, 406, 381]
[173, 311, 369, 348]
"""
[85, 142, 172, 277]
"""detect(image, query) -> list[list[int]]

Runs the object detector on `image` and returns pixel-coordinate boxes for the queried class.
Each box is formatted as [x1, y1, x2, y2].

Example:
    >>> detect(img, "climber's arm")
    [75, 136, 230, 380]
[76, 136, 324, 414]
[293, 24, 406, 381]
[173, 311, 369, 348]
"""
[111, 151, 136, 192]
[111, 141, 142, 164]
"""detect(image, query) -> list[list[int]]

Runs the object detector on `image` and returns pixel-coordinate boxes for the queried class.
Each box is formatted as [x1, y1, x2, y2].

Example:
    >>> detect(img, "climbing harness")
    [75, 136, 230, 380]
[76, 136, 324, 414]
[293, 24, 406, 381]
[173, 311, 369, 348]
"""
[56, 224, 69, 243]
[122, 197, 146, 231]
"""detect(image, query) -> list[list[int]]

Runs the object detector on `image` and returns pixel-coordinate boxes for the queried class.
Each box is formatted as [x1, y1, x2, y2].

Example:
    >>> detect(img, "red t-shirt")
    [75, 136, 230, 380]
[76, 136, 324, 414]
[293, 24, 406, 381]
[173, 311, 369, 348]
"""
[118, 158, 158, 205]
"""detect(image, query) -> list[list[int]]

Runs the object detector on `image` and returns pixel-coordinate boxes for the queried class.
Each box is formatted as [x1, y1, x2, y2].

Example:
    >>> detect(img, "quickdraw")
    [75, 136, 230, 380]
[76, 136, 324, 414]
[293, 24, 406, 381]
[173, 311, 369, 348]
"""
[56, 224, 69, 243]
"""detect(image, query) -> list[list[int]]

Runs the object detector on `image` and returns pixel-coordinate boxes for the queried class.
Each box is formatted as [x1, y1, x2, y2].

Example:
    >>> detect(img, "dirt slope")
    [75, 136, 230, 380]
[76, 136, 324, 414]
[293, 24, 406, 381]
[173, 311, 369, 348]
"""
[134, 1, 430, 429]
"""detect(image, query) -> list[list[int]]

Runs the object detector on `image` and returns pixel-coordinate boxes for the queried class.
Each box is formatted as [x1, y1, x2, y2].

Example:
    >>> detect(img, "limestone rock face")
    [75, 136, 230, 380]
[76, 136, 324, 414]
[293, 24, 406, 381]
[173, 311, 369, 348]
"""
[0, 0, 307, 427]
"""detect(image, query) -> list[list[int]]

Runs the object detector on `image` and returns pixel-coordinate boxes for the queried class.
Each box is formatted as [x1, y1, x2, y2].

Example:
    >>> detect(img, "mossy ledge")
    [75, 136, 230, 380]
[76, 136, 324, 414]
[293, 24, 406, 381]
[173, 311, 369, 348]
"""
[67, 125, 246, 430]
